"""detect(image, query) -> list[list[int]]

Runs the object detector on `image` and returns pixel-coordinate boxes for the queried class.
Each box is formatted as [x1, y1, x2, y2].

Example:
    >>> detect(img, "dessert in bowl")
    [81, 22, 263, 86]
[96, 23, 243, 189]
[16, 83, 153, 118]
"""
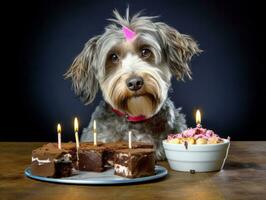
[163, 126, 230, 172]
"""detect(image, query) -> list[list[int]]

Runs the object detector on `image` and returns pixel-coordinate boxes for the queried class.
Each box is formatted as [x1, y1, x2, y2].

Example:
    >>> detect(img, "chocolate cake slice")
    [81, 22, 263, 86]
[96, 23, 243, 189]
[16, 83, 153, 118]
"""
[42, 142, 78, 168]
[114, 148, 155, 178]
[103, 141, 128, 166]
[131, 142, 154, 149]
[31, 143, 73, 177]
[61, 142, 77, 158]
[78, 143, 106, 172]
[61, 142, 78, 168]
[103, 141, 154, 166]
[43, 142, 77, 159]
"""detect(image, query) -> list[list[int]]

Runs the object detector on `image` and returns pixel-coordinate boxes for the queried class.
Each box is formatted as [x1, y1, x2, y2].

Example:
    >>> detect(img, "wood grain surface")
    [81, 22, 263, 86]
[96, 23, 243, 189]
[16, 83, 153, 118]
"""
[0, 141, 265, 200]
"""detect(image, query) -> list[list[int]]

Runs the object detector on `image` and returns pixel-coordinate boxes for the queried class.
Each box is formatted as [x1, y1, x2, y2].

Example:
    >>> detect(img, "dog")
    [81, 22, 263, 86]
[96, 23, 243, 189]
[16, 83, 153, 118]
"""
[65, 9, 201, 160]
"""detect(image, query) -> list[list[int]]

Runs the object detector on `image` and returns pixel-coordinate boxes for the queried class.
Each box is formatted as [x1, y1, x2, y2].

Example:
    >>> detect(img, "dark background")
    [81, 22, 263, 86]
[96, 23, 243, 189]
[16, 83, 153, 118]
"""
[1, 0, 265, 141]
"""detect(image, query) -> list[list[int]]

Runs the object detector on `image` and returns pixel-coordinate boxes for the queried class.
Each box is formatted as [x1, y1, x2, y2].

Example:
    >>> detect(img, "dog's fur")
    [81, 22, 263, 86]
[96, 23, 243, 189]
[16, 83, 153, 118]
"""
[65, 9, 201, 160]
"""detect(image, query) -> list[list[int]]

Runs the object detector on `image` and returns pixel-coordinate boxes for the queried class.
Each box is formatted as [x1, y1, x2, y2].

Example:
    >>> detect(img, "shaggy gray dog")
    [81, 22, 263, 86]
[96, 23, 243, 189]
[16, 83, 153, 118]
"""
[65, 9, 201, 160]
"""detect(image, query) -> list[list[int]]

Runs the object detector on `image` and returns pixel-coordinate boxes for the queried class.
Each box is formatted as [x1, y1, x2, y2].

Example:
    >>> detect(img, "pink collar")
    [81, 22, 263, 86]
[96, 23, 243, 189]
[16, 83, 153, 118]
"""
[111, 108, 147, 122]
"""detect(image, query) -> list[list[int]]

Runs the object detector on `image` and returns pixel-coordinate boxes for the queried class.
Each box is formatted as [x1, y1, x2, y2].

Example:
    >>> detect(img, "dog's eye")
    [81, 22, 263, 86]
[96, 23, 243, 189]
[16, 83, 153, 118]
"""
[110, 53, 119, 64]
[141, 48, 151, 58]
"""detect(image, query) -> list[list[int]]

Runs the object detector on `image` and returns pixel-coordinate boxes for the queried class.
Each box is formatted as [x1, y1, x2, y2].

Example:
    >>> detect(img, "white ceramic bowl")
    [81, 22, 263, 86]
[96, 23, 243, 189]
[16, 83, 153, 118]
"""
[163, 139, 230, 172]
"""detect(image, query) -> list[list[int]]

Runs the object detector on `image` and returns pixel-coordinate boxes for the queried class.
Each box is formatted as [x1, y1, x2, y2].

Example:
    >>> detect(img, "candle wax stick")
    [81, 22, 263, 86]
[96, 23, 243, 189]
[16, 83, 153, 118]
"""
[93, 120, 97, 146]
[57, 124, 62, 149]
[128, 131, 132, 149]
[58, 133, 61, 149]
[75, 132, 80, 148]
[74, 117, 79, 163]
[75, 131, 79, 161]
[94, 132, 97, 146]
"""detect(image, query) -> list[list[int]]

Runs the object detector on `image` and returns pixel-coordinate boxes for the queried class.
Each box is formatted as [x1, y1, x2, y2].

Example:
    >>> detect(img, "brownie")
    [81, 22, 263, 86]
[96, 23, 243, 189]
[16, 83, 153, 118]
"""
[61, 142, 78, 168]
[31, 143, 73, 177]
[131, 142, 154, 149]
[31, 141, 155, 177]
[80, 141, 104, 147]
[102, 141, 128, 166]
[61, 142, 76, 154]
[78, 143, 106, 172]
[103, 141, 154, 166]
[42, 142, 78, 168]
[114, 148, 155, 178]
[42, 142, 77, 158]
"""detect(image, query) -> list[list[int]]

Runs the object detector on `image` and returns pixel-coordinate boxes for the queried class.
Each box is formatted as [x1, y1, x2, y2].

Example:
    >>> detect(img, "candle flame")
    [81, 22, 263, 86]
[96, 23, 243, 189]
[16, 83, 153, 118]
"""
[57, 124, 61, 134]
[196, 110, 201, 125]
[93, 120, 96, 132]
[74, 117, 79, 132]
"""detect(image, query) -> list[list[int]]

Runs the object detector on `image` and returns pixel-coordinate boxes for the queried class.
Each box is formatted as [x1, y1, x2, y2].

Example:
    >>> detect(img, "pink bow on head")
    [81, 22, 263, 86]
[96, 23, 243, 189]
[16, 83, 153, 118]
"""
[122, 26, 136, 41]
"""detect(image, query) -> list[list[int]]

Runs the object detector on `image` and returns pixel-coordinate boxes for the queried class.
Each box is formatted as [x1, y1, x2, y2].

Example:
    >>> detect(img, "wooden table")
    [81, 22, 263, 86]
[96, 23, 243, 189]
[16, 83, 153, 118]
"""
[0, 142, 265, 200]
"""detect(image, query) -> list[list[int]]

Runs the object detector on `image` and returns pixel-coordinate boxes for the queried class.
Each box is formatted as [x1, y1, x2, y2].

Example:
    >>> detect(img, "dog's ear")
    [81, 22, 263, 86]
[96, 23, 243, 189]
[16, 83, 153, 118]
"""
[156, 22, 202, 80]
[65, 36, 100, 104]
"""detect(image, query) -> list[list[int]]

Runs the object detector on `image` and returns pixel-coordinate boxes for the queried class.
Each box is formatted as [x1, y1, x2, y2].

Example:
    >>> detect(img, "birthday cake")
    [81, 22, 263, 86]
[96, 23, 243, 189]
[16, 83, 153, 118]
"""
[31, 143, 73, 178]
[114, 148, 155, 178]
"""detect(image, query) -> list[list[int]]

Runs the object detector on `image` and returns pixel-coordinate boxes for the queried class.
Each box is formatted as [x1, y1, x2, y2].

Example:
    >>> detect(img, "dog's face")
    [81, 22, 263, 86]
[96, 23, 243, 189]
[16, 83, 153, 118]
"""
[99, 33, 171, 117]
[65, 10, 201, 118]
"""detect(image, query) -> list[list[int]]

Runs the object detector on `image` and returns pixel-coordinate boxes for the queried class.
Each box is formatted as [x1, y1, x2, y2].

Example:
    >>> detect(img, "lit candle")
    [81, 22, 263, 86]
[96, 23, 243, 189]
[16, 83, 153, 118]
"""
[196, 109, 201, 128]
[74, 117, 80, 148]
[128, 131, 132, 149]
[93, 120, 97, 146]
[57, 123, 62, 149]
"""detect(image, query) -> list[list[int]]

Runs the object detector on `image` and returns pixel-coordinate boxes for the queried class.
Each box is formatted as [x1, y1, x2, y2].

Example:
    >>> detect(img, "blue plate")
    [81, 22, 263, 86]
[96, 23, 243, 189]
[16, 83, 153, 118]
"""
[24, 165, 168, 185]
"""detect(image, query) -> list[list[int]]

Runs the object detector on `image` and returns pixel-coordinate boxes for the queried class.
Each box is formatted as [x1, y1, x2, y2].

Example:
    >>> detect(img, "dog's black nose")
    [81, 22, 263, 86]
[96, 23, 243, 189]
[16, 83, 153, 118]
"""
[126, 76, 144, 91]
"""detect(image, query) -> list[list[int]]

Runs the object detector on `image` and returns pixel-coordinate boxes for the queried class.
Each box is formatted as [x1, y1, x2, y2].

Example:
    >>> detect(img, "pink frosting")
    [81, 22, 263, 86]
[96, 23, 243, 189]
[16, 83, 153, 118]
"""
[168, 127, 221, 141]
